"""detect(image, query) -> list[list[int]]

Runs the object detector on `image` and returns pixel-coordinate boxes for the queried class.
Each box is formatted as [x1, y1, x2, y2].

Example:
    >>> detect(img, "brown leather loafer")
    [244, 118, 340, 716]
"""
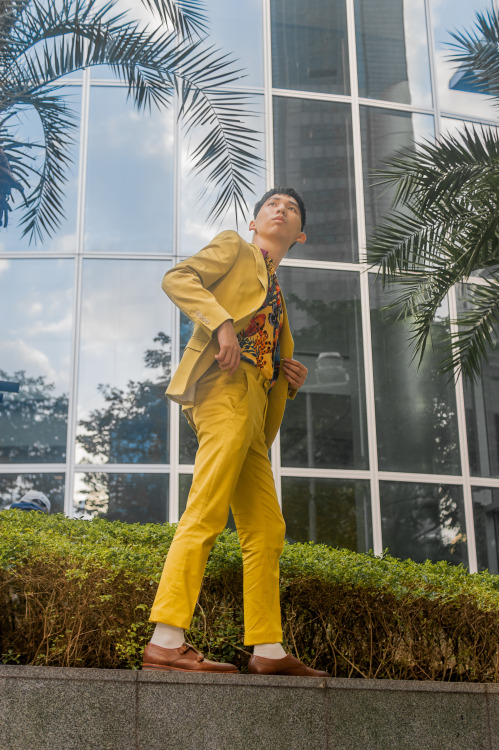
[142, 642, 239, 673]
[248, 653, 329, 677]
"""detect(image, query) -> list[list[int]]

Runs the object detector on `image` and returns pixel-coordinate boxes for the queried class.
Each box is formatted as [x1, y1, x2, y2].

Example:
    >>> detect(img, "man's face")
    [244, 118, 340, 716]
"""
[249, 194, 306, 248]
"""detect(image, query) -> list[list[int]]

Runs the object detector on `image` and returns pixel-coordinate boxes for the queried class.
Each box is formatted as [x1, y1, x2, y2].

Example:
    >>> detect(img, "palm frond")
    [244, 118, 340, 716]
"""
[366, 115, 499, 380]
[370, 126, 499, 215]
[12, 91, 76, 241]
[448, 8, 499, 100]
[139, 0, 207, 39]
[0, 0, 262, 238]
[441, 275, 499, 381]
[172, 46, 262, 223]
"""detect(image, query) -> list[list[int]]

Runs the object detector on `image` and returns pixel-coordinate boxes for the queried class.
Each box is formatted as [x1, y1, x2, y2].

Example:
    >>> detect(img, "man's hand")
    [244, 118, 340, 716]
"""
[215, 319, 240, 375]
[282, 358, 308, 390]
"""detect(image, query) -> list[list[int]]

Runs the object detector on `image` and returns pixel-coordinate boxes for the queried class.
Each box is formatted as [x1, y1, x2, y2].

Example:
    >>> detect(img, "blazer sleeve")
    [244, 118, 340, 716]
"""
[162, 230, 241, 337]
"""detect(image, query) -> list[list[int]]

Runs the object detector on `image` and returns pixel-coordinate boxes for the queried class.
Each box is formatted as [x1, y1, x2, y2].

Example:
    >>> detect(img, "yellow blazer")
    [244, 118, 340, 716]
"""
[162, 230, 295, 448]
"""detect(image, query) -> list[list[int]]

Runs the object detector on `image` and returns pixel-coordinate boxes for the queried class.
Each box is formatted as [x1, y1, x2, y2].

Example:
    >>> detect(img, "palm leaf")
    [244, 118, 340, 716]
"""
[139, 0, 207, 39]
[0, 0, 262, 239]
[8, 91, 76, 241]
[367, 118, 499, 380]
[441, 276, 499, 381]
[448, 8, 499, 100]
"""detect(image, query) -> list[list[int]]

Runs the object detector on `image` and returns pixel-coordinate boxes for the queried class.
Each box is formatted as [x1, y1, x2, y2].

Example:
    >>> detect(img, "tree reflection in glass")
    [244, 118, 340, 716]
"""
[74, 472, 168, 523]
[380, 481, 467, 565]
[282, 477, 372, 551]
[76, 259, 172, 464]
[0, 370, 68, 463]
[0, 258, 73, 462]
[457, 284, 499, 479]
[370, 280, 460, 475]
[0, 473, 65, 514]
[77, 332, 170, 464]
[473, 488, 499, 573]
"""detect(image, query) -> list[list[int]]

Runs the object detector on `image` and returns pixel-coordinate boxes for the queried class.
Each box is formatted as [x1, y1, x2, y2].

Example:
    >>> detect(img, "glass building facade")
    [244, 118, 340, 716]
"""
[1, 0, 498, 573]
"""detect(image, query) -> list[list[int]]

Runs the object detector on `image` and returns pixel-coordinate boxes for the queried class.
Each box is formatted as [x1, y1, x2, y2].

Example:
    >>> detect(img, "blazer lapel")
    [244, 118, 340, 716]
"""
[250, 242, 269, 296]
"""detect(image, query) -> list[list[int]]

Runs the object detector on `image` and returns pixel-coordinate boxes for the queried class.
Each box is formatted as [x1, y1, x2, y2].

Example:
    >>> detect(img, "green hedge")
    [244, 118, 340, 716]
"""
[1, 510, 499, 680]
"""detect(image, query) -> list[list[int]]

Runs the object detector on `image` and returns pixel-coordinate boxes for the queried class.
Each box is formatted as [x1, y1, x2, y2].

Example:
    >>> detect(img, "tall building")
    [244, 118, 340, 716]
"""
[1, 0, 498, 574]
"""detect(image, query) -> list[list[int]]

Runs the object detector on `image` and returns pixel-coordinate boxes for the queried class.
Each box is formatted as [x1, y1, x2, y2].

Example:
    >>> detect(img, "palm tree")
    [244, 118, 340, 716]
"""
[0, 0, 261, 241]
[366, 8, 499, 382]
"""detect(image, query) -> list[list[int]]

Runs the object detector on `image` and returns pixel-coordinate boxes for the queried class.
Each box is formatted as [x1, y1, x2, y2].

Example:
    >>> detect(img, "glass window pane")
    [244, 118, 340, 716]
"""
[76, 259, 171, 464]
[2, 86, 81, 252]
[457, 285, 499, 479]
[355, 0, 432, 107]
[430, 0, 497, 120]
[84, 86, 174, 252]
[473, 487, 499, 574]
[274, 98, 357, 262]
[179, 415, 198, 465]
[92, 0, 264, 87]
[0, 259, 73, 463]
[370, 282, 461, 474]
[178, 473, 192, 518]
[205, 0, 263, 89]
[380, 481, 467, 565]
[178, 95, 265, 257]
[0, 473, 65, 514]
[74, 472, 168, 523]
[271, 0, 349, 95]
[361, 107, 434, 241]
[282, 477, 372, 551]
[279, 269, 368, 470]
[178, 311, 199, 464]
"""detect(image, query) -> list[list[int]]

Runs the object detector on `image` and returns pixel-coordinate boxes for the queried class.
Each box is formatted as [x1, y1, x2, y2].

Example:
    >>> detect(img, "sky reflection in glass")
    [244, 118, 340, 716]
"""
[0, 259, 73, 463]
[84, 86, 174, 252]
[91, 0, 263, 87]
[0, 86, 81, 252]
[430, 0, 497, 120]
[76, 259, 172, 464]
[178, 95, 265, 257]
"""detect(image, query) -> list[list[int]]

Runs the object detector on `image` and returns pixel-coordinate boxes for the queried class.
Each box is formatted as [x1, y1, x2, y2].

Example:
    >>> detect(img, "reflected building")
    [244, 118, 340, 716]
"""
[1, 0, 498, 574]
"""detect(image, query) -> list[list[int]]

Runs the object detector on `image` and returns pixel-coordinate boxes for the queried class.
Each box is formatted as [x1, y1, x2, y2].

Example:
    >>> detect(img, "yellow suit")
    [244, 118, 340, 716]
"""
[163, 229, 296, 448]
[150, 230, 294, 645]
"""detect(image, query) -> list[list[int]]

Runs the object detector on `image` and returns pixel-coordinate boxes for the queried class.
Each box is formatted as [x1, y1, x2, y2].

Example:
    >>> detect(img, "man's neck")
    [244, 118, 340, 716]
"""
[252, 234, 289, 268]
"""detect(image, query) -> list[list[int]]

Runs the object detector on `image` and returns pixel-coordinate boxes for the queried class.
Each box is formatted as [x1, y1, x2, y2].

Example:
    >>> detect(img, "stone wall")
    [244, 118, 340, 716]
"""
[0, 665, 498, 750]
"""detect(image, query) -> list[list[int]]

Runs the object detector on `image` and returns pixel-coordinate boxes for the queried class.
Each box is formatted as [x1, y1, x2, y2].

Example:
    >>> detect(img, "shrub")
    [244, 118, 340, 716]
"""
[1, 510, 499, 680]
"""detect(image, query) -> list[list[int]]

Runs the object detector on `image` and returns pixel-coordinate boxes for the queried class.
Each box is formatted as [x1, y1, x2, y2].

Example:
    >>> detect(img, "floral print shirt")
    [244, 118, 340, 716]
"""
[237, 249, 283, 387]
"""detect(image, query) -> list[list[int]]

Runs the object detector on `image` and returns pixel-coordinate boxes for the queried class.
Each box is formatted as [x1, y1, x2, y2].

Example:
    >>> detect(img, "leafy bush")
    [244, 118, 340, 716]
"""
[1, 510, 499, 680]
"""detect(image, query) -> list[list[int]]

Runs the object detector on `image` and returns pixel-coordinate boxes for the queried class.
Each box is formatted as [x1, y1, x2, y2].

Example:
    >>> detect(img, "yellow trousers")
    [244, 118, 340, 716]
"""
[150, 361, 286, 645]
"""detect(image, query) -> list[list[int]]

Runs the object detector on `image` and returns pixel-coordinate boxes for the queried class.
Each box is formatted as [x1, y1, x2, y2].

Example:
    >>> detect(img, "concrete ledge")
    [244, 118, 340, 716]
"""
[0, 665, 498, 750]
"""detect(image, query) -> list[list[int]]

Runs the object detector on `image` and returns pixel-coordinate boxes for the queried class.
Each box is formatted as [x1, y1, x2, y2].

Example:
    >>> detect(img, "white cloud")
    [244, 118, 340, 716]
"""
[29, 302, 43, 316]
[0, 339, 60, 385]
[30, 314, 73, 337]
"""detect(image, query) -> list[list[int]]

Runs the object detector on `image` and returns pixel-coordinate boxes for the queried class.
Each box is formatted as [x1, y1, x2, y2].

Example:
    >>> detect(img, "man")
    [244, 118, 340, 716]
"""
[142, 187, 328, 677]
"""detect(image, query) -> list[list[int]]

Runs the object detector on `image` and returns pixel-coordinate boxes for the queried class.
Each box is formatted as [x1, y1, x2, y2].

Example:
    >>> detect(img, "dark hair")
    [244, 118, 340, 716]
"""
[253, 187, 306, 230]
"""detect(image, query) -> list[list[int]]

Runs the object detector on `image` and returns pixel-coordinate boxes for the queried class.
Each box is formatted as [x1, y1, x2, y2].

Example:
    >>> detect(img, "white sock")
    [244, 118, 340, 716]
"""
[253, 642, 286, 659]
[150, 623, 185, 649]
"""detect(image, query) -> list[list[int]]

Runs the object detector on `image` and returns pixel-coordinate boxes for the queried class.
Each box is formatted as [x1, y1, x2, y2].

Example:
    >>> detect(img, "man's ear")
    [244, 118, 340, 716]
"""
[295, 232, 306, 244]
[249, 219, 256, 232]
